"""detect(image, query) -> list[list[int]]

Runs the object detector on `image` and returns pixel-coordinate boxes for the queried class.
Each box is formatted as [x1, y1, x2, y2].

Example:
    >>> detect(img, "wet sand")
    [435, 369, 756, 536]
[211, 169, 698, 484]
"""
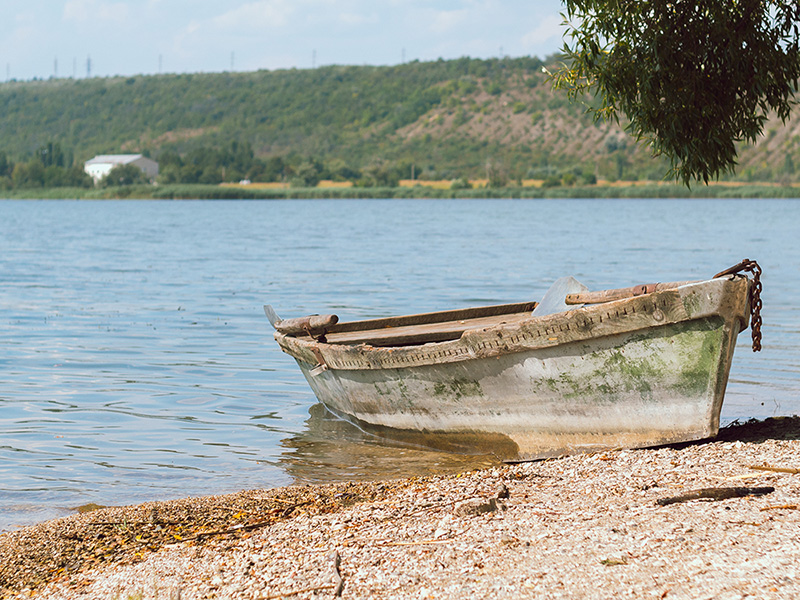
[2, 417, 799, 599]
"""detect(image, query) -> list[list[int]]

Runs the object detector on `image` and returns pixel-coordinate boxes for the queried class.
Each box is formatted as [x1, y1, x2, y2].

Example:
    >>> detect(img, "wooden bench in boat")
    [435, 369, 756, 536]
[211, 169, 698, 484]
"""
[322, 308, 537, 346]
[271, 301, 537, 347]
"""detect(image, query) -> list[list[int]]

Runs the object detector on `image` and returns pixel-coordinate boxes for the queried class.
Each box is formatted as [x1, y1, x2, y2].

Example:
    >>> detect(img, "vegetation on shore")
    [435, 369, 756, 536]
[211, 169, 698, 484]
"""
[3, 181, 799, 200]
[2, 56, 800, 196]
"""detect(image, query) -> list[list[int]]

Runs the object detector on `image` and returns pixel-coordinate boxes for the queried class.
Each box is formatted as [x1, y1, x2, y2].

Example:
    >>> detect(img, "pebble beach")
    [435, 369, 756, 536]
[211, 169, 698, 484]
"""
[2, 417, 799, 600]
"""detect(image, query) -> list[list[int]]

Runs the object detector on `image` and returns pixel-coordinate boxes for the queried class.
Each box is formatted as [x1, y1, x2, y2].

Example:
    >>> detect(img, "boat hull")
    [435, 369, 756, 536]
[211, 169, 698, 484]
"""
[274, 277, 751, 459]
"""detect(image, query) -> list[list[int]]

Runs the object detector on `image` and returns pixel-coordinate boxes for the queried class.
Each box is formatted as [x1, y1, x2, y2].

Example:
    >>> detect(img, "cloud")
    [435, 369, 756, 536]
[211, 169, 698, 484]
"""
[168, 0, 299, 65]
[0, 22, 37, 62]
[337, 11, 378, 27]
[203, 0, 376, 32]
[63, 0, 131, 24]
[427, 8, 470, 34]
[521, 14, 564, 50]
[207, 0, 295, 31]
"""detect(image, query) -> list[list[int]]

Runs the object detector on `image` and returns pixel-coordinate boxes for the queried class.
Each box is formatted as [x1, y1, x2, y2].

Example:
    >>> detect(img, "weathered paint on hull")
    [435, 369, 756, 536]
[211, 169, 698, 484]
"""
[274, 277, 751, 459]
[295, 317, 737, 458]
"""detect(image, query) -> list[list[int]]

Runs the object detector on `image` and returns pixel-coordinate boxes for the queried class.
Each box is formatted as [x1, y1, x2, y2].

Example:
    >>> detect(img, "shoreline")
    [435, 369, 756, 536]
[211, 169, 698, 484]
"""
[2, 416, 799, 599]
[3, 182, 800, 200]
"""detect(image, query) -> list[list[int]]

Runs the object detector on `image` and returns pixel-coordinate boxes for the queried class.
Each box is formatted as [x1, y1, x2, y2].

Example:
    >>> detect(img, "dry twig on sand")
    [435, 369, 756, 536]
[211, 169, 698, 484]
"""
[330, 550, 344, 597]
[747, 464, 800, 474]
[259, 584, 335, 599]
[656, 486, 774, 506]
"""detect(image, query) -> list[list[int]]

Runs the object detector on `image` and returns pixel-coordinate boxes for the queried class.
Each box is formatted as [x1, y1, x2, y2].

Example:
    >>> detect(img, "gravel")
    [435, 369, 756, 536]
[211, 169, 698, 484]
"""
[2, 417, 799, 599]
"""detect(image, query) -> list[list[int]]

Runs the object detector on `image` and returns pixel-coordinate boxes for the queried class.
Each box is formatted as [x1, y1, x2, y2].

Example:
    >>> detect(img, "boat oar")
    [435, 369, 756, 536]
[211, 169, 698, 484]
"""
[565, 280, 698, 305]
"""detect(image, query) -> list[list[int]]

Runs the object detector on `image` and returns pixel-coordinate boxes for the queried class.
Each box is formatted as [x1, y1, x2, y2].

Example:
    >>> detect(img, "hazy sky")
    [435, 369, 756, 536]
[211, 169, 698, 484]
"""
[1, 0, 568, 80]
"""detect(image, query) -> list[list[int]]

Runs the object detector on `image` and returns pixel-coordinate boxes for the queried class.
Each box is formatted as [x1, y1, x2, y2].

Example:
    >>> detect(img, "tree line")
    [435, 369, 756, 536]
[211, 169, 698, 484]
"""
[0, 140, 603, 191]
[0, 141, 414, 190]
[0, 143, 93, 189]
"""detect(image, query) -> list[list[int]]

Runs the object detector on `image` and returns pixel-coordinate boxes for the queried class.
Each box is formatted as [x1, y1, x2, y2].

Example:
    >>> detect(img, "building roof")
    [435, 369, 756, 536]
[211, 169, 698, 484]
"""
[85, 154, 155, 165]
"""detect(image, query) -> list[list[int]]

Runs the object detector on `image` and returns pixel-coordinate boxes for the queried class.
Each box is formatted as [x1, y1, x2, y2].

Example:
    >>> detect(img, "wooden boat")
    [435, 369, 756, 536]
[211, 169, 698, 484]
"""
[266, 260, 762, 460]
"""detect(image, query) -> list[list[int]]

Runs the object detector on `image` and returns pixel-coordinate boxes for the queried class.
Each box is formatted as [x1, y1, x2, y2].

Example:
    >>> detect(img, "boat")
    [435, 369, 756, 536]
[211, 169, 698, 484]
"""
[265, 260, 762, 460]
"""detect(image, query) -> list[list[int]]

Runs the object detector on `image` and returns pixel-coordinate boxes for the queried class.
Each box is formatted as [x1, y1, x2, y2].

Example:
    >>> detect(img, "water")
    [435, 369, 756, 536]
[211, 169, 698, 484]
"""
[1, 198, 798, 531]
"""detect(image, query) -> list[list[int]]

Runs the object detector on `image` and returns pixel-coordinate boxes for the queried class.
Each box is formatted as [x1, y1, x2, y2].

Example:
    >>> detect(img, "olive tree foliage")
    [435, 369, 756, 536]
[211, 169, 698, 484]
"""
[555, 1, 800, 184]
[101, 163, 149, 187]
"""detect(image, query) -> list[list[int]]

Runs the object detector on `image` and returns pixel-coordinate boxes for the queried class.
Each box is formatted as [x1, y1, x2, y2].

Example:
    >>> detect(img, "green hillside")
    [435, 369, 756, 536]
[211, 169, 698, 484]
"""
[1, 56, 798, 188]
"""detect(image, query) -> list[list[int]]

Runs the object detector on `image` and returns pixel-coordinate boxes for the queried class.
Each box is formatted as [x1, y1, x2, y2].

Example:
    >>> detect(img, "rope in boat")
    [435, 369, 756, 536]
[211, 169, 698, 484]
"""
[714, 259, 762, 352]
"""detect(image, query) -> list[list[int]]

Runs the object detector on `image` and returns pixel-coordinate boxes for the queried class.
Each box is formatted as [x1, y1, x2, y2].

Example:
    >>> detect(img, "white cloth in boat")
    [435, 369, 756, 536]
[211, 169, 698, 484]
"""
[532, 276, 588, 317]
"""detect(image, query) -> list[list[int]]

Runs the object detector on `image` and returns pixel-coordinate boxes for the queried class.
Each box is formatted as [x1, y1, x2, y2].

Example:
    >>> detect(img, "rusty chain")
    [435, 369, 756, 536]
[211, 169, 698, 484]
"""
[714, 259, 762, 352]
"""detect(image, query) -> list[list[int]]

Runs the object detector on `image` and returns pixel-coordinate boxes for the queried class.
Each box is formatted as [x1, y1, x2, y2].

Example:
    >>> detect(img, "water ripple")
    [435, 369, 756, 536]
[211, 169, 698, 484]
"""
[1, 198, 799, 531]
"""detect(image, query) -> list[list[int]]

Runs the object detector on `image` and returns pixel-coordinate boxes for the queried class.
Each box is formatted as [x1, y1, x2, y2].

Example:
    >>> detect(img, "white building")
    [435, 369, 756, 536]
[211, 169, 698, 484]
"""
[84, 154, 159, 184]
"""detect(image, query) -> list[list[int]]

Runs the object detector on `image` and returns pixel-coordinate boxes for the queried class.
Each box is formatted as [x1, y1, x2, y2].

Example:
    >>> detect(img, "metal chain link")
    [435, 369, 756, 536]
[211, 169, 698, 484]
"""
[714, 259, 762, 352]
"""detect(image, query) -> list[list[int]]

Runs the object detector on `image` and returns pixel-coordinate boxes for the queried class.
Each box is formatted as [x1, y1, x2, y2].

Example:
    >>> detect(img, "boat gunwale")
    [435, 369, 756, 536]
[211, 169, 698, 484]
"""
[273, 276, 751, 372]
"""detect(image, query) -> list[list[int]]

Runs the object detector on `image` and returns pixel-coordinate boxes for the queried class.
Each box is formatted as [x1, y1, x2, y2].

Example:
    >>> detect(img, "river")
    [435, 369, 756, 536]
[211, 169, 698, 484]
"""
[1, 198, 798, 531]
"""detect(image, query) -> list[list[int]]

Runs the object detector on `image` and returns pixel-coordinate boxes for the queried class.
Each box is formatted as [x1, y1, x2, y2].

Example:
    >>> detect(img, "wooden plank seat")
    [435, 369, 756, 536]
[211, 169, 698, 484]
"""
[295, 301, 537, 347]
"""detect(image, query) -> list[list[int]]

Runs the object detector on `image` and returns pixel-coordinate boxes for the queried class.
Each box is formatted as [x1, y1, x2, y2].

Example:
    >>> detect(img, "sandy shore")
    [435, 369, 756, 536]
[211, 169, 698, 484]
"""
[2, 417, 799, 599]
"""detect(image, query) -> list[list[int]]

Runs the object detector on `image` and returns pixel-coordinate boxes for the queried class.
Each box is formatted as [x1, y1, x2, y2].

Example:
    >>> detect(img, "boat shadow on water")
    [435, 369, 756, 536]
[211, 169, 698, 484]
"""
[278, 403, 514, 485]
[279, 407, 800, 486]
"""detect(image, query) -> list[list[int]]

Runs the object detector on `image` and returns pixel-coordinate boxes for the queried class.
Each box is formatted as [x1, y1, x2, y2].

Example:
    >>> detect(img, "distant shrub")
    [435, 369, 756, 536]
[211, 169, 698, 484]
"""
[542, 175, 562, 188]
[101, 164, 149, 187]
[581, 173, 598, 185]
[485, 160, 508, 188]
[457, 78, 477, 94]
[486, 82, 503, 95]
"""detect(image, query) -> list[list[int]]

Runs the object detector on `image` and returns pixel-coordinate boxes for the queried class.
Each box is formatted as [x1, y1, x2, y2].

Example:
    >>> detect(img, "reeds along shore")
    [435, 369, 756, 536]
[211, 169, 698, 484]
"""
[2, 416, 799, 599]
[3, 182, 800, 200]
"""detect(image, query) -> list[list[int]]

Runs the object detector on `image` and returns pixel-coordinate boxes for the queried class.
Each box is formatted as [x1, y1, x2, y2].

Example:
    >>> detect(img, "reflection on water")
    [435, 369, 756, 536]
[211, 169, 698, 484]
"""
[280, 403, 505, 485]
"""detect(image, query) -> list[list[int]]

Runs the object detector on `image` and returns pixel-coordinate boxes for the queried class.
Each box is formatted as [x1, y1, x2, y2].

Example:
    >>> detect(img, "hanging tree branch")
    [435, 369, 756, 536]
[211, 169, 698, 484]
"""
[554, 1, 800, 186]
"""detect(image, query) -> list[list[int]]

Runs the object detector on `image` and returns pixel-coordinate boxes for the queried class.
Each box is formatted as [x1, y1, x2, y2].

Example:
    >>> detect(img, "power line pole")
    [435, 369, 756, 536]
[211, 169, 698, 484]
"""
[86, 55, 91, 78]
[54, 58, 58, 78]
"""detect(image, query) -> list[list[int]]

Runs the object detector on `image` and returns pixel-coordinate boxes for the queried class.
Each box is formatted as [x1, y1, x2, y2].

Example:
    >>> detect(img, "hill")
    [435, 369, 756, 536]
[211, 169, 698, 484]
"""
[1, 56, 798, 187]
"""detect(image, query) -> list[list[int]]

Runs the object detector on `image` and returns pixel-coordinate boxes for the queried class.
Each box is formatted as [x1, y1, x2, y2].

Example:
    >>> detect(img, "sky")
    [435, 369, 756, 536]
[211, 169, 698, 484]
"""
[1, 0, 568, 81]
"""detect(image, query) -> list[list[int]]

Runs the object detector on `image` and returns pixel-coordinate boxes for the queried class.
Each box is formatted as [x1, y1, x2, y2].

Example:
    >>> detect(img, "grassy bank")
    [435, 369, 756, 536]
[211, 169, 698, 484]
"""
[3, 183, 800, 200]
